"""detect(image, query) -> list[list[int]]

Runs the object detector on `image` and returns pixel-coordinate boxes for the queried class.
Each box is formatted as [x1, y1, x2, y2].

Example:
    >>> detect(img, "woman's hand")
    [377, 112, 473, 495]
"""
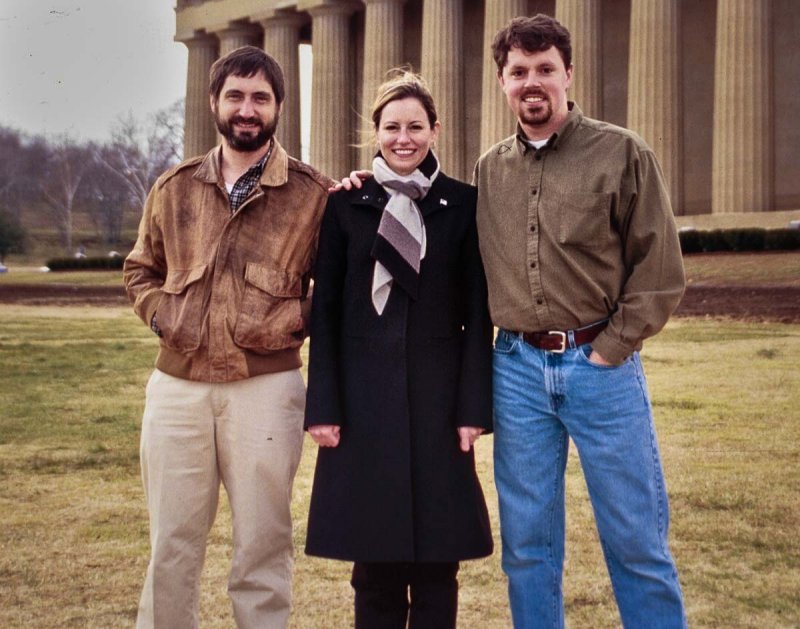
[328, 170, 372, 193]
[308, 424, 341, 447]
[457, 426, 485, 452]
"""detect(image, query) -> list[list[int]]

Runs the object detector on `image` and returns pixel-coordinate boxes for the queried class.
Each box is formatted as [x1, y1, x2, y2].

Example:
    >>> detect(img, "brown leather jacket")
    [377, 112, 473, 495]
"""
[123, 142, 332, 382]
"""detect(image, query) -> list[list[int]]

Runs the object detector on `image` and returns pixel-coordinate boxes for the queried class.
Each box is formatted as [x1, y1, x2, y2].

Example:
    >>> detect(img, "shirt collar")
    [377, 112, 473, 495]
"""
[194, 138, 289, 188]
[515, 101, 584, 155]
[249, 145, 271, 176]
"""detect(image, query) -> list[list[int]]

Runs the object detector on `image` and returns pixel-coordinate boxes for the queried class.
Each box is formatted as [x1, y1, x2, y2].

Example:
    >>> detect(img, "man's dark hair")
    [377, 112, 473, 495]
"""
[209, 45, 285, 105]
[492, 14, 572, 74]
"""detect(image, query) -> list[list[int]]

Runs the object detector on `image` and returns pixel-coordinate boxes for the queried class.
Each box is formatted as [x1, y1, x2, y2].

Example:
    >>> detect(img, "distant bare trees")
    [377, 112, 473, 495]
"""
[0, 208, 26, 263]
[94, 99, 184, 210]
[0, 127, 47, 221]
[0, 99, 184, 252]
[41, 139, 92, 251]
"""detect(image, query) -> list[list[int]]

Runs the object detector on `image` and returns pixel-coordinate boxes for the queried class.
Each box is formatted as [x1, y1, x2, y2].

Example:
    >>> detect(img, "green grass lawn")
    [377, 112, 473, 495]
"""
[0, 306, 798, 627]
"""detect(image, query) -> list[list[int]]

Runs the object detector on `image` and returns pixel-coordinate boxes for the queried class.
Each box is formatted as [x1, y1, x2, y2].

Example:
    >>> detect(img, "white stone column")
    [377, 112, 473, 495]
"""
[215, 23, 262, 57]
[556, 0, 602, 119]
[712, 0, 773, 213]
[422, 0, 465, 179]
[360, 0, 406, 168]
[309, 3, 359, 177]
[480, 0, 528, 154]
[261, 13, 306, 158]
[181, 33, 218, 158]
[627, 0, 682, 211]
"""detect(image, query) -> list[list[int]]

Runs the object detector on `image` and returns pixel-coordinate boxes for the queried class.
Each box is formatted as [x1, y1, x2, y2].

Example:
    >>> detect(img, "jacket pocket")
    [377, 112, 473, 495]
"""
[234, 263, 304, 353]
[157, 265, 207, 353]
[558, 192, 612, 249]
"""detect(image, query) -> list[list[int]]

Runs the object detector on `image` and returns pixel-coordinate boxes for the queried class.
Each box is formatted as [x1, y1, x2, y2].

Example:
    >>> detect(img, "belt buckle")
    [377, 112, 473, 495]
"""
[547, 331, 567, 353]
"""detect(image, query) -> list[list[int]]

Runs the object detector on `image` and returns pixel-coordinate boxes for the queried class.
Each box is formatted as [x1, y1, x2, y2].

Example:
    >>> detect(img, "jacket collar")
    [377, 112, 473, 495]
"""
[193, 139, 290, 188]
[350, 173, 461, 218]
[515, 101, 583, 156]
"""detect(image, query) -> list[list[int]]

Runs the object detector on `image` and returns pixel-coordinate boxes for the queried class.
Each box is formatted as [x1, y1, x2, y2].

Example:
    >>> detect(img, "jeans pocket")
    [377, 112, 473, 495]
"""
[577, 343, 629, 370]
[493, 330, 519, 355]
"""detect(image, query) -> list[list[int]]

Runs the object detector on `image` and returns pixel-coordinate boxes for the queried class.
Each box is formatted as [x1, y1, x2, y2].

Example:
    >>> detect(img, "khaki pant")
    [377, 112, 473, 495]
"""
[136, 369, 306, 629]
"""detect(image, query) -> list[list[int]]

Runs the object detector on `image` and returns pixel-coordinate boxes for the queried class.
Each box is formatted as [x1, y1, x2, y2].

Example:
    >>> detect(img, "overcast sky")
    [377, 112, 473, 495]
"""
[0, 0, 187, 141]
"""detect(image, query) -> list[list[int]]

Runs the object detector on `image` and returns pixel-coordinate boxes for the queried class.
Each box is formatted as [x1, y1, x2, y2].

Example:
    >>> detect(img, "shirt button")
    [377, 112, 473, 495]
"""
[529, 225, 536, 232]
[535, 154, 542, 161]
[530, 262, 536, 268]
[531, 188, 538, 195]
[536, 298, 544, 305]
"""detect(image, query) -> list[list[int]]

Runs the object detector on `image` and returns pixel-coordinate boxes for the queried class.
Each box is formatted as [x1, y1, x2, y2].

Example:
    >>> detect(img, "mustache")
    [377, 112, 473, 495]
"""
[231, 116, 263, 126]
[521, 89, 548, 99]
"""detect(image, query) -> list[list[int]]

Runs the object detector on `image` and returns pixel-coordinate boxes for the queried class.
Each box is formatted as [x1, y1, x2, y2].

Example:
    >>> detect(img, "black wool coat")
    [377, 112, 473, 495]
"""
[304, 172, 494, 563]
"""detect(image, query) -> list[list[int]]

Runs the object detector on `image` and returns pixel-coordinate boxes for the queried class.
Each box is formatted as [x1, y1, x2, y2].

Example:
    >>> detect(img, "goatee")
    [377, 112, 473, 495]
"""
[519, 92, 553, 127]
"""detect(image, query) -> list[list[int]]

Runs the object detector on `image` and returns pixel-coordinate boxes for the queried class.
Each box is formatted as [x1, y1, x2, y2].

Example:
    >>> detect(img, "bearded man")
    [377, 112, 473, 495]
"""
[124, 46, 331, 629]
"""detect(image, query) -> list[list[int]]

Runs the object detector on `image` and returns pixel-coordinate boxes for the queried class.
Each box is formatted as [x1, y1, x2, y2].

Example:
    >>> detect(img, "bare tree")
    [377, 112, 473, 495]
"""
[150, 98, 185, 166]
[93, 99, 184, 210]
[40, 137, 91, 252]
[80, 144, 132, 245]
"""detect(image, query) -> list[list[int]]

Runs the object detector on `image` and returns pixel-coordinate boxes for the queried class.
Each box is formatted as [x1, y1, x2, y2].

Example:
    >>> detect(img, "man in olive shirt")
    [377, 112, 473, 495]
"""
[474, 15, 687, 628]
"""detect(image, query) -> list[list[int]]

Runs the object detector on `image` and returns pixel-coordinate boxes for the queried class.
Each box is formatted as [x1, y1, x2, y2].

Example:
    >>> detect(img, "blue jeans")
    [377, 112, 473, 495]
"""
[492, 329, 686, 629]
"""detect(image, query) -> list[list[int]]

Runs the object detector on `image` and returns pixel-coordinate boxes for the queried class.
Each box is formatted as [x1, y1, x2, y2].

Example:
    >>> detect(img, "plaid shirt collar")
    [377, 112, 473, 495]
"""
[228, 140, 273, 212]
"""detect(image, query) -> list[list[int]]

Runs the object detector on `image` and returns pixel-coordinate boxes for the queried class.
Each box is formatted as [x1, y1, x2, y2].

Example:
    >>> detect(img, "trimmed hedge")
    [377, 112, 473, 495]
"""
[45, 255, 125, 271]
[40, 229, 800, 267]
[679, 228, 800, 254]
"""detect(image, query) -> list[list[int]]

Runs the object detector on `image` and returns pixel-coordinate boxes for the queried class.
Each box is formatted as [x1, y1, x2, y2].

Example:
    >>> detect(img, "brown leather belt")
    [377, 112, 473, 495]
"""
[518, 320, 608, 353]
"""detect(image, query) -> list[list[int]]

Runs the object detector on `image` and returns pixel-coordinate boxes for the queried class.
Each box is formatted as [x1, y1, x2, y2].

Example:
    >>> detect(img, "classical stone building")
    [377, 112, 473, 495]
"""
[175, 0, 800, 215]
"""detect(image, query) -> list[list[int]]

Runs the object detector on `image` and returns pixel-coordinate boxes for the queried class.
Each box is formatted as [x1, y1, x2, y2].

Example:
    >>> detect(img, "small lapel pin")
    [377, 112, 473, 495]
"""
[439, 198, 448, 206]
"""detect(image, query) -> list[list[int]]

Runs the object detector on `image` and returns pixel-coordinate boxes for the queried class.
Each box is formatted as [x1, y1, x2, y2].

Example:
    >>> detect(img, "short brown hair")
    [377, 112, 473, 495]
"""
[209, 45, 285, 105]
[370, 69, 438, 130]
[492, 14, 572, 74]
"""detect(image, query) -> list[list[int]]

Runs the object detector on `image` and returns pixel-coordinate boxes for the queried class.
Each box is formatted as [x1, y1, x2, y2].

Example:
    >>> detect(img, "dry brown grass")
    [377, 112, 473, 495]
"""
[1, 307, 799, 628]
[682, 251, 800, 286]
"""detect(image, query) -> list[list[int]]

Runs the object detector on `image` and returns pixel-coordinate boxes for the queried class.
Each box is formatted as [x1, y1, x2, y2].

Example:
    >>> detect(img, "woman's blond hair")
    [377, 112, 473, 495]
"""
[368, 68, 438, 134]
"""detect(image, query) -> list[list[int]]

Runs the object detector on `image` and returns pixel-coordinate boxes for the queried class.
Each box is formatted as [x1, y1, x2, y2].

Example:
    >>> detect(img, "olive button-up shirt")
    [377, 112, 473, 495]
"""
[474, 103, 685, 364]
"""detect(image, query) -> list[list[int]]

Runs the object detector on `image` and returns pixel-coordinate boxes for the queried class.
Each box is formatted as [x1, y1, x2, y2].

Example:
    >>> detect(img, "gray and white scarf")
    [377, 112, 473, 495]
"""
[370, 152, 439, 314]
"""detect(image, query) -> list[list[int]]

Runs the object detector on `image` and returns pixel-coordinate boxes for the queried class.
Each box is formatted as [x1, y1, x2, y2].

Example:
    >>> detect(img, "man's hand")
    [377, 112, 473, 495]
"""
[458, 426, 485, 452]
[588, 349, 613, 366]
[328, 170, 372, 193]
[308, 425, 341, 447]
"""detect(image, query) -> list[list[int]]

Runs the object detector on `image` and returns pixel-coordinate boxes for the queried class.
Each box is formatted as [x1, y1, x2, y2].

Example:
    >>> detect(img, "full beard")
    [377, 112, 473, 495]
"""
[216, 114, 279, 152]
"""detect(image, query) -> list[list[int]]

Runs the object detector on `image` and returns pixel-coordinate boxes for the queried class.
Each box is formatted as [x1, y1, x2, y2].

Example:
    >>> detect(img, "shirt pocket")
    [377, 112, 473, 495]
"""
[157, 265, 207, 353]
[234, 263, 305, 353]
[558, 192, 613, 249]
